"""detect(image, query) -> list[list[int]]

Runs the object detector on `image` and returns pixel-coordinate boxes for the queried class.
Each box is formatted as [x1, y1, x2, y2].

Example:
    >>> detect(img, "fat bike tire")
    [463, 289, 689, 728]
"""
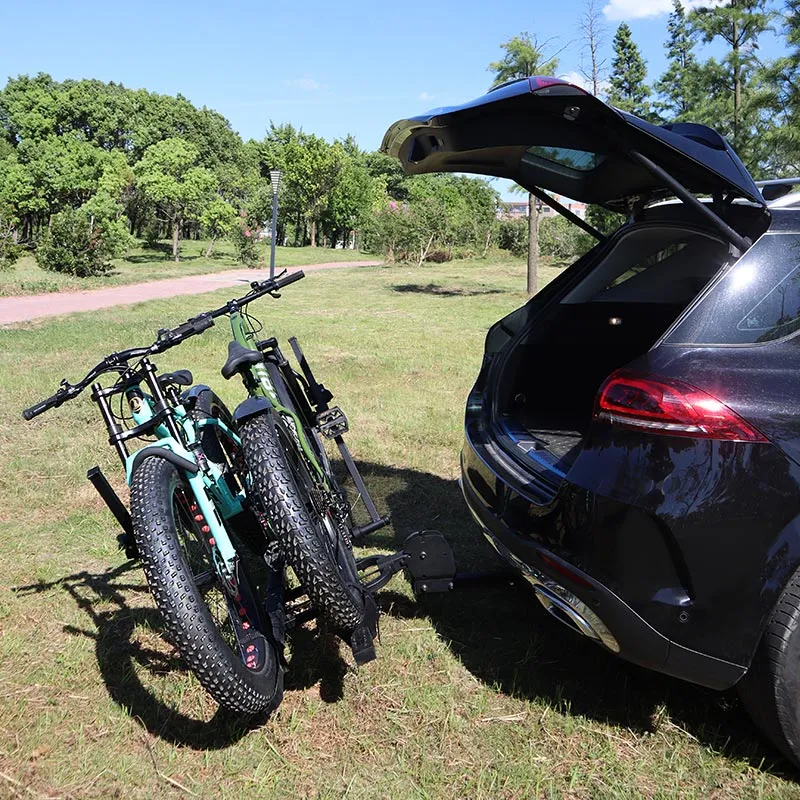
[239, 410, 367, 636]
[130, 456, 284, 714]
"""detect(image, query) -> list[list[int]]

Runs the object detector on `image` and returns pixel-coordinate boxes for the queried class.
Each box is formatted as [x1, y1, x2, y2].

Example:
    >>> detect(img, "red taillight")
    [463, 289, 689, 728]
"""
[594, 370, 768, 443]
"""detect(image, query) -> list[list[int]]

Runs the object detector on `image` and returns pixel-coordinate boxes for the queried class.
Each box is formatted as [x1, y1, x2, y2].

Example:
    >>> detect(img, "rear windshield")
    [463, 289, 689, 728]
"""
[526, 146, 602, 172]
[665, 233, 800, 345]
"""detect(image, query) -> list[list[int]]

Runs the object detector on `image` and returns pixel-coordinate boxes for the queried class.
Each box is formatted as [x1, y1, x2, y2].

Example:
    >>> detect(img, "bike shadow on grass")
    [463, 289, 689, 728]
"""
[14, 561, 348, 750]
[354, 460, 797, 781]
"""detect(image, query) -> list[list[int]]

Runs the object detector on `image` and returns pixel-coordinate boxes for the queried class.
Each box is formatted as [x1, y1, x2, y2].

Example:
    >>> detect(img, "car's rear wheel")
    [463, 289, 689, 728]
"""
[738, 566, 800, 766]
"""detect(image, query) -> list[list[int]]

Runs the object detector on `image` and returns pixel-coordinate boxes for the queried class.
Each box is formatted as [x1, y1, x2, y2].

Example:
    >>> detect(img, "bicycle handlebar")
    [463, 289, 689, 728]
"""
[22, 269, 306, 420]
[22, 390, 68, 420]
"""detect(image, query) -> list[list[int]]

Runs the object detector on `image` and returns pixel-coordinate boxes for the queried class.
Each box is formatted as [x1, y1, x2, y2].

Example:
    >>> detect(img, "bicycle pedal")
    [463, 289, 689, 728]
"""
[317, 406, 349, 438]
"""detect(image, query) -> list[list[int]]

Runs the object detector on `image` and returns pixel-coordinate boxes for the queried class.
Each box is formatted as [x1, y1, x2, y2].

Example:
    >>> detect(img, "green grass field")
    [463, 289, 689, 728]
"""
[0, 239, 377, 297]
[1, 258, 797, 799]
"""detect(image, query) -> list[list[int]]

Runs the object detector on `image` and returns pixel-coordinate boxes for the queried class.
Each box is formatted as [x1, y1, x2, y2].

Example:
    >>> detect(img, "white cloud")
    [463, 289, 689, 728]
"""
[603, 0, 725, 20]
[284, 76, 321, 91]
[559, 71, 611, 96]
[419, 91, 434, 101]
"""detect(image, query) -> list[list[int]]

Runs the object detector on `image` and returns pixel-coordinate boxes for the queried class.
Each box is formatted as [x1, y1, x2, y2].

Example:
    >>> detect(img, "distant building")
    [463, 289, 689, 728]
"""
[499, 196, 587, 220]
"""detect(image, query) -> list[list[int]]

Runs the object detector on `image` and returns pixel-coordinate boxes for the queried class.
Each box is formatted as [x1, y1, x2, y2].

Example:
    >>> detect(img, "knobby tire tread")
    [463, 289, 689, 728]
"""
[130, 456, 282, 714]
[239, 412, 364, 633]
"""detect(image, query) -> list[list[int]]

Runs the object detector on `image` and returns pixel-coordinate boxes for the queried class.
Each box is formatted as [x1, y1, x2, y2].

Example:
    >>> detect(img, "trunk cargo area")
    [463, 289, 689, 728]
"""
[493, 225, 733, 475]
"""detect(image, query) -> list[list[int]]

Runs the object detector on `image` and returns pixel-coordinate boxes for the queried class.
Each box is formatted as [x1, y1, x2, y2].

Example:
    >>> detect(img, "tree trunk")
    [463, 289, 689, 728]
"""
[310, 217, 317, 247]
[172, 218, 181, 262]
[527, 193, 539, 295]
[205, 236, 216, 258]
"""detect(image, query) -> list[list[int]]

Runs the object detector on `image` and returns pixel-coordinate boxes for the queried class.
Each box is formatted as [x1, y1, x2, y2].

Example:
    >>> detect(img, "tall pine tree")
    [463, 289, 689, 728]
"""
[654, 1, 701, 121]
[765, 0, 800, 173]
[690, 0, 775, 171]
[608, 23, 651, 118]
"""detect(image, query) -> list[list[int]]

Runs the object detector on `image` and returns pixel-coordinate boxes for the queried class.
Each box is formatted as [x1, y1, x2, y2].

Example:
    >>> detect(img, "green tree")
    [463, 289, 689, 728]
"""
[689, 0, 775, 169]
[288, 134, 342, 247]
[767, 0, 800, 172]
[135, 137, 217, 261]
[200, 197, 237, 256]
[321, 150, 383, 248]
[608, 23, 651, 118]
[654, 1, 702, 120]
[488, 33, 559, 295]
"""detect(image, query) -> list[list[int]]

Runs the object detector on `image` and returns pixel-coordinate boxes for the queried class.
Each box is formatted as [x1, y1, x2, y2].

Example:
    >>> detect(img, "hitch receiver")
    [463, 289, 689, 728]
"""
[356, 531, 457, 595]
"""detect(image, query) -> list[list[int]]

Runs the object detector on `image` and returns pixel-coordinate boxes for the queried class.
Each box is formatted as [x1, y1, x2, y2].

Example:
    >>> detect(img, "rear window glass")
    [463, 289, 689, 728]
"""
[665, 233, 800, 345]
[526, 146, 602, 172]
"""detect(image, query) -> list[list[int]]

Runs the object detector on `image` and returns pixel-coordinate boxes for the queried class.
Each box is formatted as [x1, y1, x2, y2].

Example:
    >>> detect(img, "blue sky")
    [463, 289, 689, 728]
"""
[1, 0, 785, 191]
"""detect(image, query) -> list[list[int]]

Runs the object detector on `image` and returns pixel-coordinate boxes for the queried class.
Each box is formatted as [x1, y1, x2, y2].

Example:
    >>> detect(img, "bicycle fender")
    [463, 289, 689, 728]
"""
[130, 446, 200, 478]
[233, 395, 274, 423]
[180, 383, 212, 403]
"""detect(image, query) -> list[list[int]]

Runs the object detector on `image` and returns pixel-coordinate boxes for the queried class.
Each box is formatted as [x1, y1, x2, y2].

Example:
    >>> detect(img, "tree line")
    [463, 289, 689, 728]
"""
[0, 76, 501, 274]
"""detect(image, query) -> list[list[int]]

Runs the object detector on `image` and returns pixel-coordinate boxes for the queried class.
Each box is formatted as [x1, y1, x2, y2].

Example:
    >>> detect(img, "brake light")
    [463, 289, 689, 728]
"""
[594, 370, 768, 442]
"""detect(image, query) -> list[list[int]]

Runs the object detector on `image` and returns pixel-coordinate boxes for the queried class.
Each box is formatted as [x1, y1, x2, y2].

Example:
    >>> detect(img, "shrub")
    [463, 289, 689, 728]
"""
[424, 249, 451, 263]
[231, 211, 260, 266]
[35, 208, 116, 277]
[143, 220, 162, 249]
[538, 216, 593, 262]
[497, 218, 528, 257]
[0, 230, 21, 270]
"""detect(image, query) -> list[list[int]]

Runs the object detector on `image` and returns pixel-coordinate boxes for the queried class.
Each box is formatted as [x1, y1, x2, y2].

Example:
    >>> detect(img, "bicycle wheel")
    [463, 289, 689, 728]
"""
[239, 409, 369, 644]
[130, 456, 284, 713]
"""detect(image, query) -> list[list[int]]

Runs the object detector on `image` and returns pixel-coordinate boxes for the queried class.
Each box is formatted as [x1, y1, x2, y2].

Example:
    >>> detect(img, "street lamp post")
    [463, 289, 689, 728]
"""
[268, 169, 282, 279]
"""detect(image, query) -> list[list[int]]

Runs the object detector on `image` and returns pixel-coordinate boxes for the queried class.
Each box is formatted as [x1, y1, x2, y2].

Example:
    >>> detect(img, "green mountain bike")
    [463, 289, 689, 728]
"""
[212, 274, 390, 663]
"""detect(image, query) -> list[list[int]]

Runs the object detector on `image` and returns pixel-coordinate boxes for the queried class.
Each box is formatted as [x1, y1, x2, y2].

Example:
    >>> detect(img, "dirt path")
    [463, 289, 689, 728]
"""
[0, 260, 382, 325]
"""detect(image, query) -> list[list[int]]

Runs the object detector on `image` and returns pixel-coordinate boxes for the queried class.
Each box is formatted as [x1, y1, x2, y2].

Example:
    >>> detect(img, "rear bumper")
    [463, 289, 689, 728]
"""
[460, 424, 746, 690]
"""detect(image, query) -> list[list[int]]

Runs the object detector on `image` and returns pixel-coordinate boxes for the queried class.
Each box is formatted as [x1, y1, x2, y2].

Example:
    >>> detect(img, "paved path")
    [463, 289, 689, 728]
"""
[0, 260, 382, 325]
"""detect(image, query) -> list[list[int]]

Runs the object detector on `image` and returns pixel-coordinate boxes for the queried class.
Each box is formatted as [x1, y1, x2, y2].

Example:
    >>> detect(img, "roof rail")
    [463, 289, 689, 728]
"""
[756, 178, 800, 202]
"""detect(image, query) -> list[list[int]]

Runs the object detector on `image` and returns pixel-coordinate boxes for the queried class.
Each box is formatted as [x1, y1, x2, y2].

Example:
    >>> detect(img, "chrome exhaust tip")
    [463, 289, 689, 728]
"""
[532, 582, 620, 653]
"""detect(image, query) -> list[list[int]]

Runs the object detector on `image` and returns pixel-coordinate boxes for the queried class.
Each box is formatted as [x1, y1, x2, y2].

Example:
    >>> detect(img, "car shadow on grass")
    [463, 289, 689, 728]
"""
[14, 560, 346, 749]
[356, 460, 797, 780]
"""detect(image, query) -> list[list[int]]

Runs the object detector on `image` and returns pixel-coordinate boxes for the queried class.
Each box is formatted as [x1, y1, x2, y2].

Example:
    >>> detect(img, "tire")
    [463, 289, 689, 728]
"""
[130, 456, 284, 714]
[239, 410, 366, 634]
[738, 566, 800, 766]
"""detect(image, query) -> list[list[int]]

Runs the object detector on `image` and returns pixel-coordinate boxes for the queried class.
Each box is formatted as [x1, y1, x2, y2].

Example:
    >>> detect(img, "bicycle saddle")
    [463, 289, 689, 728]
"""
[157, 369, 193, 389]
[221, 340, 263, 380]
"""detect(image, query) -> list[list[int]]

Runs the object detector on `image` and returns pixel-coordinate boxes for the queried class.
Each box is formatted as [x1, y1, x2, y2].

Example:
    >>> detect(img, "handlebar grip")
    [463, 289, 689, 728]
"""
[274, 270, 305, 289]
[22, 392, 64, 420]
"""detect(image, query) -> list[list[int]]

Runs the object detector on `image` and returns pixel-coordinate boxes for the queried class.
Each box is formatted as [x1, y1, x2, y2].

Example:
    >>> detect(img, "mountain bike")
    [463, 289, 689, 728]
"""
[21, 271, 308, 713]
[214, 277, 391, 663]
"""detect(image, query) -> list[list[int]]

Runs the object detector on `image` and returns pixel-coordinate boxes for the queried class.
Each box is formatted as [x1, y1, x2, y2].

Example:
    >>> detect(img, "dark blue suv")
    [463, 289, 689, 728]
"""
[383, 76, 800, 766]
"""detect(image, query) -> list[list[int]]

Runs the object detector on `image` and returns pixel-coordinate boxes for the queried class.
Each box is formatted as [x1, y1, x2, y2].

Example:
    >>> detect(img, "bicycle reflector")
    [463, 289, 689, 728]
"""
[593, 370, 768, 442]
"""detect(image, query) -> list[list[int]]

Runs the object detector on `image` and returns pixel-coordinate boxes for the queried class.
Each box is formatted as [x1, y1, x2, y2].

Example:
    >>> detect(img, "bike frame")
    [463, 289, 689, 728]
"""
[92, 360, 247, 585]
[228, 305, 328, 484]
